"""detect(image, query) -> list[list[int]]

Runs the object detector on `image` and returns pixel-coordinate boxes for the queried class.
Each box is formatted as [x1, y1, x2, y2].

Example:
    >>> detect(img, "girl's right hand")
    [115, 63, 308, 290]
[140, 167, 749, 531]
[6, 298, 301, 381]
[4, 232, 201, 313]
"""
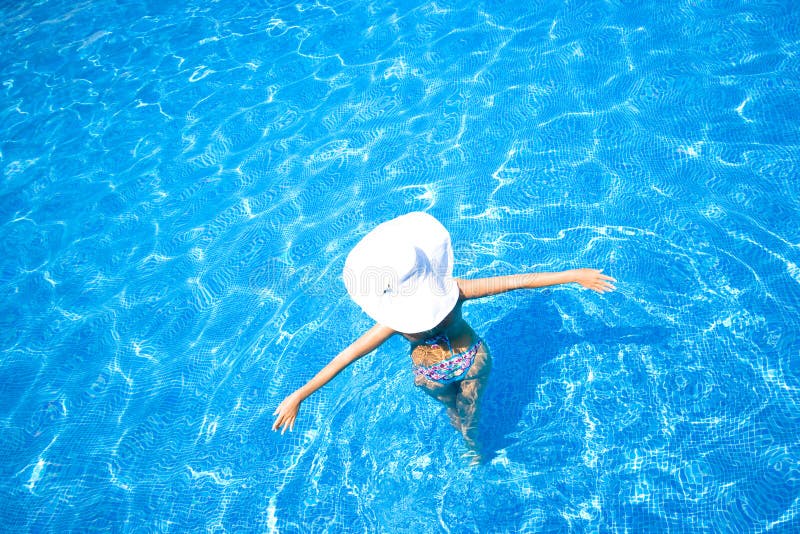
[272, 391, 303, 434]
[572, 268, 616, 293]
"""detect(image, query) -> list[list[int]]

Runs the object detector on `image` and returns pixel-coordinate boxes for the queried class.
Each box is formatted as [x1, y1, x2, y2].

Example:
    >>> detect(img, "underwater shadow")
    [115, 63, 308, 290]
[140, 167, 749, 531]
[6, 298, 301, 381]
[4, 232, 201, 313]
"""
[476, 295, 672, 462]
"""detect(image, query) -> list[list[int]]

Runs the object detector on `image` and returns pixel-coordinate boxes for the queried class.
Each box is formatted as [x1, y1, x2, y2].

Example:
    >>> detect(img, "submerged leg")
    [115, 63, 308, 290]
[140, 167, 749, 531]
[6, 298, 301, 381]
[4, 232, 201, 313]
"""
[456, 377, 487, 452]
[417, 379, 461, 431]
[456, 346, 492, 458]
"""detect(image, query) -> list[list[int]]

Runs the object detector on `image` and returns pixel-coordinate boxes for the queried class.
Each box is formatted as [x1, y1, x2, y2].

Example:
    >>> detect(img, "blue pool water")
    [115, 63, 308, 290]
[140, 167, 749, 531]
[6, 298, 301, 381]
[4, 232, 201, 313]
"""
[2, 0, 800, 531]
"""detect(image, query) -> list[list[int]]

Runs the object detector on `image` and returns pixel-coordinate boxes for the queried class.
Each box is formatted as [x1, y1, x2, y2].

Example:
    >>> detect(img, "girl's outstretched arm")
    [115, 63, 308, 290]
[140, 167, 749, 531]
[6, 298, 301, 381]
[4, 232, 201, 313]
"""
[272, 323, 396, 434]
[457, 268, 616, 300]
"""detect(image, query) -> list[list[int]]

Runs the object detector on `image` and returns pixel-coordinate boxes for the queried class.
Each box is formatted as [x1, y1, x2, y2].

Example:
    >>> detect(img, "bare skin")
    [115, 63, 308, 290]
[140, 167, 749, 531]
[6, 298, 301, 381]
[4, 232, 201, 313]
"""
[271, 268, 616, 453]
[402, 301, 489, 456]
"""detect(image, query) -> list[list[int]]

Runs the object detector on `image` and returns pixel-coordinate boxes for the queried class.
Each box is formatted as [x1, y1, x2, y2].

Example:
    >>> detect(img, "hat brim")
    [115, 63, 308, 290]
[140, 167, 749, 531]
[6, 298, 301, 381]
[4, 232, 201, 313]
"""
[348, 270, 459, 333]
[343, 212, 459, 333]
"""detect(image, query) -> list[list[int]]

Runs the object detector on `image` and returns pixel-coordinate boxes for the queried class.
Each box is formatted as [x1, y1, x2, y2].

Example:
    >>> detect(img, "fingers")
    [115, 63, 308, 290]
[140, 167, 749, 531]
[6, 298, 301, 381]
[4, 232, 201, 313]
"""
[272, 400, 285, 419]
[272, 396, 293, 432]
[585, 270, 616, 293]
[273, 405, 297, 434]
[593, 281, 616, 293]
[588, 277, 616, 293]
[280, 416, 295, 435]
[273, 415, 292, 433]
[283, 419, 292, 435]
[593, 270, 617, 283]
[593, 285, 615, 293]
[272, 406, 285, 431]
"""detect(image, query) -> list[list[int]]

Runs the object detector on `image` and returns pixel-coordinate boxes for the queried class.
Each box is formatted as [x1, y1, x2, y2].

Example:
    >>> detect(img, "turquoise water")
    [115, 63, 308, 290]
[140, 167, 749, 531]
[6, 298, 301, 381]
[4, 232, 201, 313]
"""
[2, 0, 800, 531]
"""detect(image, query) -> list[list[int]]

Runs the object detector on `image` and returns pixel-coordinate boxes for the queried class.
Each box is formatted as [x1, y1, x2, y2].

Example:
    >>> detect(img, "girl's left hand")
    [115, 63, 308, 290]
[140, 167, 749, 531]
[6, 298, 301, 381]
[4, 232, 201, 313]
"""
[272, 391, 303, 434]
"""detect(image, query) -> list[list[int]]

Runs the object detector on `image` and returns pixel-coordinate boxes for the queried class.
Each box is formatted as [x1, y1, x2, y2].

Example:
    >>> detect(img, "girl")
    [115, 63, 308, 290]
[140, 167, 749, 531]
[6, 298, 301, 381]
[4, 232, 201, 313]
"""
[272, 212, 615, 458]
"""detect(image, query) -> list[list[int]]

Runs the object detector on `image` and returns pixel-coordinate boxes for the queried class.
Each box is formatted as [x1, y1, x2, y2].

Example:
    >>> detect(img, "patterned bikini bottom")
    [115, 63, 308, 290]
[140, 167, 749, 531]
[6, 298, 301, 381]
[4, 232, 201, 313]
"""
[412, 337, 482, 384]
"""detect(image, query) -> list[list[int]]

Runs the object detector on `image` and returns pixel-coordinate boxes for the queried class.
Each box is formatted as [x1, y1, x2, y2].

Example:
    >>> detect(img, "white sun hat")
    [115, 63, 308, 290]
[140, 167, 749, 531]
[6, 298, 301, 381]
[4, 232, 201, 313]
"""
[343, 212, 460, 333]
